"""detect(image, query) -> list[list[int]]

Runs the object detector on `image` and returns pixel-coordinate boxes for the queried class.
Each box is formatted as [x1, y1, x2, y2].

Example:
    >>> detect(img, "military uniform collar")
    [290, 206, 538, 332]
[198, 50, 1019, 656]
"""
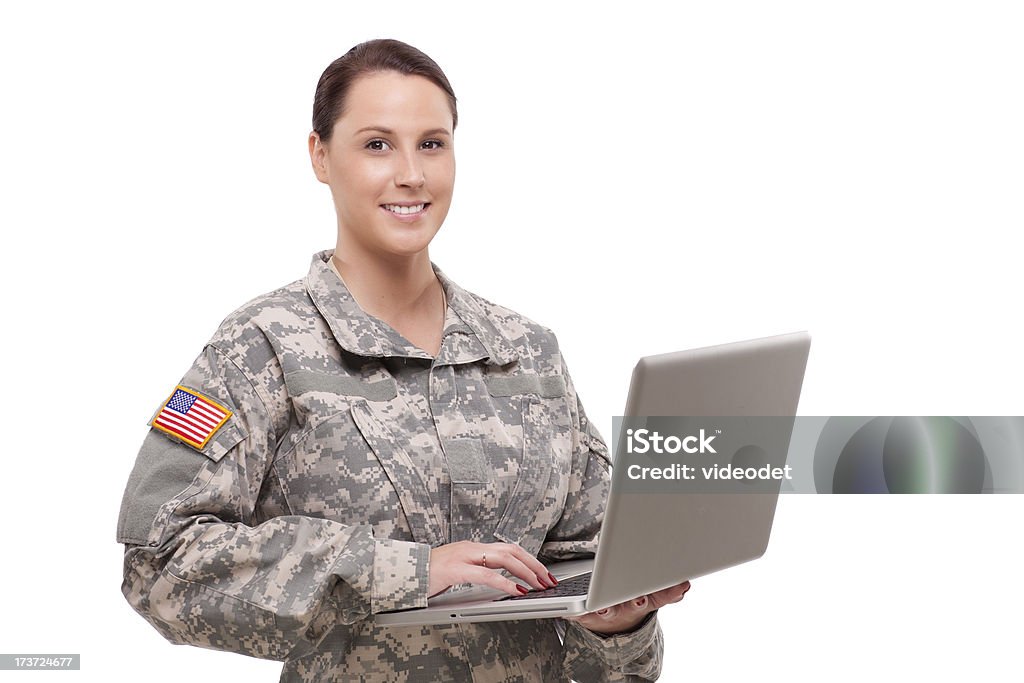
[305, 249, 519, 366]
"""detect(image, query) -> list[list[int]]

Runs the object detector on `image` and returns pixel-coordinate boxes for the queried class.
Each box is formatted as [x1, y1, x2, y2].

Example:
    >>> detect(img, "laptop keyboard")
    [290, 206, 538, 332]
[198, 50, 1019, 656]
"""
[498, 572, 592, 601]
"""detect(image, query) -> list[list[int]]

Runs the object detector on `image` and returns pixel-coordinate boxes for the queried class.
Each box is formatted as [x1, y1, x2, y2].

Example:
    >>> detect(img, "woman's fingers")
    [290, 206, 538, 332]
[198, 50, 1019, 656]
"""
[564, 605, 610, 624]
[465, 565, 530, 596]
[428, 541, 556, 596]
[497, 553, 548, 590]
[565, 601, 641, 632]
[565, 581, 692, 634]
[470, 542, 552, 590]
[501, 543, 555, 587]
[649, 580, 691, 609]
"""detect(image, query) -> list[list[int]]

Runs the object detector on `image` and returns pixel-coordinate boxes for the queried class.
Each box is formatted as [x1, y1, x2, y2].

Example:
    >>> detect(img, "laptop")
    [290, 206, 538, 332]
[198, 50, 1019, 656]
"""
[375, 331, 811, 626]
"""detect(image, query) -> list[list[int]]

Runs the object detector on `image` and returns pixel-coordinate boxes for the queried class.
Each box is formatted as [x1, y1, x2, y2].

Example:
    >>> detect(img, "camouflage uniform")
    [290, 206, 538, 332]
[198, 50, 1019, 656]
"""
[117, 249, 664, 682]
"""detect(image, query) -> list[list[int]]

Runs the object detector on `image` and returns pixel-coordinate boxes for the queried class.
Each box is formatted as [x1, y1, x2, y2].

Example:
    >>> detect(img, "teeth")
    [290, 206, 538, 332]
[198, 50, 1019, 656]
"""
[383, 203, 425, 215]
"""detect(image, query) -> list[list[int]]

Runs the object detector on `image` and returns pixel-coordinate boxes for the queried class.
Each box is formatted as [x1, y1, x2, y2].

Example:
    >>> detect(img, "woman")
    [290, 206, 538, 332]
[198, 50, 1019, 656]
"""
[117, 39, 689, 682]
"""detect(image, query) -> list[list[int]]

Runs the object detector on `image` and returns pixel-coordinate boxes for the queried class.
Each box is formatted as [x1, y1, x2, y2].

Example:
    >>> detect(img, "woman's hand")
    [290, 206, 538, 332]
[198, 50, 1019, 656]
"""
[428, 541, 556, 598]
[564, 580, 691, 635]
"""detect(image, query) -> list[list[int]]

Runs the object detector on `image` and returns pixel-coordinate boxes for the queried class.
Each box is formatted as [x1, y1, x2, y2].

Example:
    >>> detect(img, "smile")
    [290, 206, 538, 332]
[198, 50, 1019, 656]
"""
[382, 203, 429, 215]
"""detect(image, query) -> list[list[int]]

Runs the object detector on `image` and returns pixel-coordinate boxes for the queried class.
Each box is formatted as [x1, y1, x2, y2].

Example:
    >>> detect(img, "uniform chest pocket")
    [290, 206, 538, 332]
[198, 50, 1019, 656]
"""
[492, 392, 574, 557]
[271, 400, 446, 548]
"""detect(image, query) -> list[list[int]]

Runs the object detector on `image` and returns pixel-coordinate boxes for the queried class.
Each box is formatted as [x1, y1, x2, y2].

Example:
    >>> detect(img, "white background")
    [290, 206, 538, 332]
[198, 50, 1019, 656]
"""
[2, 2, 1022, 681]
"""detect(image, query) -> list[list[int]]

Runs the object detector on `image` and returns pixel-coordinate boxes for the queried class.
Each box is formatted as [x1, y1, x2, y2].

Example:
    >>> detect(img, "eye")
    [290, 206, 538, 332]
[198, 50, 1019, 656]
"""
[365, 138, 391, 152]
[421, 139, 446, 150]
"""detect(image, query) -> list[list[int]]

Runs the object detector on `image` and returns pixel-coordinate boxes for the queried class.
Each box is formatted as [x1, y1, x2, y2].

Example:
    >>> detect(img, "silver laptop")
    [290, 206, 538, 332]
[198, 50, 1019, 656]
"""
[375, 331, 811, 626]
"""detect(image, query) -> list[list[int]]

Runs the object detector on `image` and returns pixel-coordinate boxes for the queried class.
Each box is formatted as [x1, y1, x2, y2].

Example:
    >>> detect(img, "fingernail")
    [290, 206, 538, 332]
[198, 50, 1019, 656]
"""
[548, 572, 558, 586]
[517, 584, 529, 594]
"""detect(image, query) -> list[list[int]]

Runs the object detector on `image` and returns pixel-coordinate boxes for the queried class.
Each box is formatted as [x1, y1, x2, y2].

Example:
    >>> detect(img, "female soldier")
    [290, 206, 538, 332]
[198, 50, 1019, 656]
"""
[117, 39, 689, 682]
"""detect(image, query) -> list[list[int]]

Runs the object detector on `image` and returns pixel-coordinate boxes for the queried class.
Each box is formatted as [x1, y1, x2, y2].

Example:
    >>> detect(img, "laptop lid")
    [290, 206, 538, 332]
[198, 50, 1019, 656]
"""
[586, 331, 811, 611]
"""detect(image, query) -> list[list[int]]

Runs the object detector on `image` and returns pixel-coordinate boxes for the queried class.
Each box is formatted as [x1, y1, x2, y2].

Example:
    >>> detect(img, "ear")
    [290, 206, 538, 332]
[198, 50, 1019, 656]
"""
[308, 131, 329, 184]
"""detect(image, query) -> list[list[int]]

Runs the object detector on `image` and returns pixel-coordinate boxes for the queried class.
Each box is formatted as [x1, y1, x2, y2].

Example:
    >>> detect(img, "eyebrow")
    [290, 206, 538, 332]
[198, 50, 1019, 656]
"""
[354, 126, 452, 137]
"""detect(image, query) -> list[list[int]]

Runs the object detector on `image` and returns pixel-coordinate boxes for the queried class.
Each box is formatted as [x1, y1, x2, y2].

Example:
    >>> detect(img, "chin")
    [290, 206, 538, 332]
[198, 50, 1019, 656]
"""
[367, 239, 430, 260]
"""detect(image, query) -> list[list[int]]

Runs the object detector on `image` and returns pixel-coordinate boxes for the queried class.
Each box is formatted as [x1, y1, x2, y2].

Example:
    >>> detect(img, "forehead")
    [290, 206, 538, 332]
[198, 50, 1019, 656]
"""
[336, 71, 453, 134]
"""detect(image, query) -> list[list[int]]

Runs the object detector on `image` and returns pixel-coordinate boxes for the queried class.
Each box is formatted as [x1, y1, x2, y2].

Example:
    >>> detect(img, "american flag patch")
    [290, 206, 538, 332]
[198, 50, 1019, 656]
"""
[151, 386, 232, 450]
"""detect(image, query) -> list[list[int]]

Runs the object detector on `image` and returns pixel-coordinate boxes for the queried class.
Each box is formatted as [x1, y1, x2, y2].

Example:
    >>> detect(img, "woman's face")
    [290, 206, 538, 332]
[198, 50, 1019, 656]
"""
[309, 71, 455, 260]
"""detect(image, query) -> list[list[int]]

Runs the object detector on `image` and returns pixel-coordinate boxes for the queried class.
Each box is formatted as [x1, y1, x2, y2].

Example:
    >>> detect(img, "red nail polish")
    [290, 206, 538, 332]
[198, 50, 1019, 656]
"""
[517, 584, 529, 594]
[548, 572, 558, 586]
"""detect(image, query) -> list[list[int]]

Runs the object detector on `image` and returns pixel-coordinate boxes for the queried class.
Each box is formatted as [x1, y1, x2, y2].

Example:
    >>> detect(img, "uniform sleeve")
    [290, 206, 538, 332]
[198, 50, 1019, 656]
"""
[540, 353, 665, 682]
[116, 342, 431, 661]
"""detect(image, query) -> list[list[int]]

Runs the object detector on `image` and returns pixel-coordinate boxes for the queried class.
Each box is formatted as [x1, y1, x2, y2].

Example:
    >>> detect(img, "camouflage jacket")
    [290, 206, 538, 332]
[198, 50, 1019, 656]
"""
[117, 249, 664, 682]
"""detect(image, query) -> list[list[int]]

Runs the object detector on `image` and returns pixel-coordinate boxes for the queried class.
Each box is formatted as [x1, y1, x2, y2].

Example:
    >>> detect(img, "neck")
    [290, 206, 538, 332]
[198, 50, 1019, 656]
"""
[331, 239, 440, 322]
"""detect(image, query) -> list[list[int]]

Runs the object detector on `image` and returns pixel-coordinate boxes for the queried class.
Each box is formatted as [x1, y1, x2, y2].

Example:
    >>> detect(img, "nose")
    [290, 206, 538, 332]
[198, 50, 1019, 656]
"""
[395, 150, 425, 188]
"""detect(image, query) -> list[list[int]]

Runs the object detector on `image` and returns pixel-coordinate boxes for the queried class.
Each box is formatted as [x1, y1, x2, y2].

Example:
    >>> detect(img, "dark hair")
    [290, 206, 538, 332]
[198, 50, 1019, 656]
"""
[312, 39, 458, 144]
